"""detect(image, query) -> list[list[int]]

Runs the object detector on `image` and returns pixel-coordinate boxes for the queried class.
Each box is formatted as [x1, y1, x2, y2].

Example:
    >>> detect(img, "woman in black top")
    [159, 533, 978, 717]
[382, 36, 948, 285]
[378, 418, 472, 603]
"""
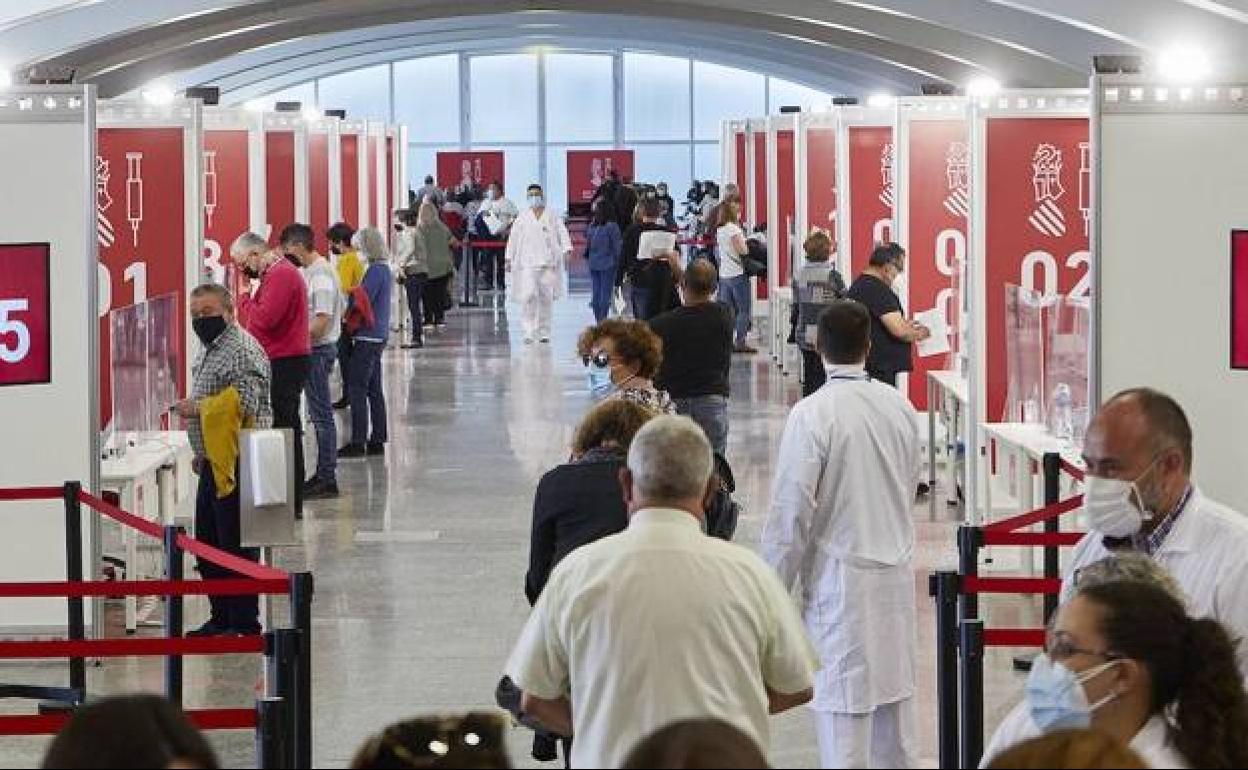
[525, 399, 661, 604]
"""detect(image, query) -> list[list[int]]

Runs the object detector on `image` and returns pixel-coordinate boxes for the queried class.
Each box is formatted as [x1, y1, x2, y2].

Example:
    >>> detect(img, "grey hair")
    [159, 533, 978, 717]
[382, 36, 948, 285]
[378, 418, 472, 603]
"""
[627, 416, 714, 503]
[353, 227, 390, 263]
[190, 283, 234, 311]
[1073, 553, 1187, 607]
[229, 231, 268, 257]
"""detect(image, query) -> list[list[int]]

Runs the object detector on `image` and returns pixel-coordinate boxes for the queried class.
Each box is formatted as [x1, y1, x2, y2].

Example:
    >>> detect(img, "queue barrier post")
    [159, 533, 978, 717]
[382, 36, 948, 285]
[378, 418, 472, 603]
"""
[290, 572, 314, 769]
[957, 525, 982, 623]
[461, 240, 479, 308]
[929, 571, 960, 770]
[959, 619, 986, 770]
[163, 525, 185, 707]
[255, 697, 287, 770]
[268, 628, 299, 769]
[62, 481, 86, 704]
[1041, 453, 1062, 623]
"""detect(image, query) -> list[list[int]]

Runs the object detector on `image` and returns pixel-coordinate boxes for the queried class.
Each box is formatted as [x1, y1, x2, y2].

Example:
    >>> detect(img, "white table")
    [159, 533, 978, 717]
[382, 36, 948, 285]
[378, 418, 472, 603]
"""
[100, 433, 194, 634]
[980, 422, 1085, 573]
[927, 370, 970, 519]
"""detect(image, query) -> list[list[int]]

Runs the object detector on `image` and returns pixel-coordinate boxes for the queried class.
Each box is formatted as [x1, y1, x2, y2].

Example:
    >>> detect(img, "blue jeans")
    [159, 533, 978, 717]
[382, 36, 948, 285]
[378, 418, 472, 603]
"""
[631, 285, 652, 321]
[591, 269, 614, 322]
[304, 344, 338, 483]
[721, 275, 752, 345]
[675, 395, 729, 456]
[349, 340, 387, 446]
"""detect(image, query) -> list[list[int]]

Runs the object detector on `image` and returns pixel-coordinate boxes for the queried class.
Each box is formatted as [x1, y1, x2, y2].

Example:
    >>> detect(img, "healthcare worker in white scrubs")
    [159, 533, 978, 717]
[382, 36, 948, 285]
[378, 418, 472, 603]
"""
[505, 183, 572, 345]
[763, 299, 922, 769]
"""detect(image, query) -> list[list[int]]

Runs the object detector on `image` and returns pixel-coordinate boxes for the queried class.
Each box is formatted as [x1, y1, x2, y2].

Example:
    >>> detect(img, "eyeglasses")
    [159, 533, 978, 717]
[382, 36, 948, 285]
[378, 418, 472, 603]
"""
[1046, 631, 1118, 663]
[582, 351, 611, 368]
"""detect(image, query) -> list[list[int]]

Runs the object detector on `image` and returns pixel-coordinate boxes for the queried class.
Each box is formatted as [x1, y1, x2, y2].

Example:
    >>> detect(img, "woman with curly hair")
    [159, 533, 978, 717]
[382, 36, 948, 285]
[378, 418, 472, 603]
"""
[577, 319, 676, 414]
[999, 579, 1248, 769]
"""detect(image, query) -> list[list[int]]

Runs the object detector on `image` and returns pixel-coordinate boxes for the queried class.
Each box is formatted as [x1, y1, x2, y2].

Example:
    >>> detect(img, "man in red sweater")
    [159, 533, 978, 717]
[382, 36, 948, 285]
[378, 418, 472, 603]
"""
[231, 231, 311, 516]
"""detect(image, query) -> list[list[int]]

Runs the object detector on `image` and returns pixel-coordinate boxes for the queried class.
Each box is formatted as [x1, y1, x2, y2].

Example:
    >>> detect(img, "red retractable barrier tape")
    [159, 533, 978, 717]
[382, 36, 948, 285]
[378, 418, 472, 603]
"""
[0, 708, 256, 736]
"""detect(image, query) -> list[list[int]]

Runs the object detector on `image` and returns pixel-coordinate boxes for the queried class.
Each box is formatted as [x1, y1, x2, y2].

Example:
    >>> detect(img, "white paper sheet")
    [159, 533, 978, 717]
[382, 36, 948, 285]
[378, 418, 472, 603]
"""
[914, 308, 951, 359]
[637, 231, 677, 260]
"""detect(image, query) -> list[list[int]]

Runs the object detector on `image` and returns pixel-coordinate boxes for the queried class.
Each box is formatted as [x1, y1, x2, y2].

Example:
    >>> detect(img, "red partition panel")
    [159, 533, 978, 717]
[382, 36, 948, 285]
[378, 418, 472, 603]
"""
[97, 127, 188, 427]
[340, 134, 360, 228]
[368, 135, 382, 228]
[265, 131, 296, 246]
[437, 151, 507, 192]
[203, 130, 250, 286]
[776, 129, 796, 288]
[0, 244, 51, 387]
[567, 150, 635, 205]
[806, 126, 838, 240]
[984, 118, 1090, 421]
[1232, 231, 1248, 369]
[907, 120, 969, 409]
[734, 132, 747, 207]
[848, 126, 895, 277]
[309, 132, 330, 254]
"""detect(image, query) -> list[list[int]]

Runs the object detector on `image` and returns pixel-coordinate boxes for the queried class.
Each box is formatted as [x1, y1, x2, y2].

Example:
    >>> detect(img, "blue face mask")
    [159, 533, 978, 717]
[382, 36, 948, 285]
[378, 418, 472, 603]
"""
[1026, 653, 1120, 733]
[587, 362, 615, 401]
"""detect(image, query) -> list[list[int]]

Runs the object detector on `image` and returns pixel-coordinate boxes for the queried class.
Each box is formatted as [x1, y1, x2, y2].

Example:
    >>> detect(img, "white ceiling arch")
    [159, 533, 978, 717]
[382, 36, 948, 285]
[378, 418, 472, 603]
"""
[2, 0, 1247, 98]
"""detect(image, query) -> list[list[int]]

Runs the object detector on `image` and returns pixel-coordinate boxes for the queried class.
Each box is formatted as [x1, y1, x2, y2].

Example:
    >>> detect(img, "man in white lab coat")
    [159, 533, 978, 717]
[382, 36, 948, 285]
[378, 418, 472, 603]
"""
[981, 388, 1248, 765]
[763, 299, 922, 769]
[505, 183, 572, 344]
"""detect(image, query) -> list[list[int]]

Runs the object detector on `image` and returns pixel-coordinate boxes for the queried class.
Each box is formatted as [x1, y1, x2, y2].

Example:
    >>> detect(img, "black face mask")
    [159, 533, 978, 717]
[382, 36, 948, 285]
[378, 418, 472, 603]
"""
[193, 315, 228, 346]
[242, 265, 261, 280]
[283, 252, 302, 268]
[330, 245, 343, 256]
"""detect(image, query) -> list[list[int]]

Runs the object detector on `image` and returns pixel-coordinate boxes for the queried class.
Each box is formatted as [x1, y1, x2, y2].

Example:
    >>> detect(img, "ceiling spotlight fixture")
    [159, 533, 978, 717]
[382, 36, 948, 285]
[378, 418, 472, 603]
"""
[831, 96, 859, 106]
[244, 98, 268, 113]
[921, 83, 956, 96]
[1092, 54, 1143, 75]
[1158, 45, 1211, 83]
[966, 76, 1002, 98]
[867, 93, 895, 108]
[141, 83, 176, 106]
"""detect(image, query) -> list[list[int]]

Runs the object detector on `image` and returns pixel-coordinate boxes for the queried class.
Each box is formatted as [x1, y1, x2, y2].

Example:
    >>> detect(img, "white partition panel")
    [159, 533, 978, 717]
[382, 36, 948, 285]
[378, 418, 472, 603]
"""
[1094, 77, 1248, 513]
[0, 86, 98, 630]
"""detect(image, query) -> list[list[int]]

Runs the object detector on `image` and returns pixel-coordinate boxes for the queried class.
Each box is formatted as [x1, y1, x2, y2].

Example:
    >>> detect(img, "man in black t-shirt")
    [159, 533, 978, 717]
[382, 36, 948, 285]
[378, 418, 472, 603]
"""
[649, 259, 734, 454]
[845, 243, 931, 387]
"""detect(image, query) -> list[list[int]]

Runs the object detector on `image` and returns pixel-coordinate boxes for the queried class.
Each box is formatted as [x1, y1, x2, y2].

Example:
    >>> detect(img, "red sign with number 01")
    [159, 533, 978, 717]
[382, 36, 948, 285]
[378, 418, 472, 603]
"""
[0, 243, 51, 387]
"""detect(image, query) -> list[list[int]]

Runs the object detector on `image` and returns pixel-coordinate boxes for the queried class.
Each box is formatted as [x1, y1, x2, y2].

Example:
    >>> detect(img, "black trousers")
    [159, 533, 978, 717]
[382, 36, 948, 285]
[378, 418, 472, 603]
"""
[337, 332, 354, 395]
[270, 355, 310, 513]
[423, 275, 452, 324]
[194, 470, 260, 631]
[801, 349, 827, 397]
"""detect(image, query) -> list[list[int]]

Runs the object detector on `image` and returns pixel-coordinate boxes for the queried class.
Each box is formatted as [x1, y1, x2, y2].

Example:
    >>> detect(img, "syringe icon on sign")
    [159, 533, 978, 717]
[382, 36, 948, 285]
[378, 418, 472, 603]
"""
[204, 150, 219, 228]
[125, 152, 145, 247]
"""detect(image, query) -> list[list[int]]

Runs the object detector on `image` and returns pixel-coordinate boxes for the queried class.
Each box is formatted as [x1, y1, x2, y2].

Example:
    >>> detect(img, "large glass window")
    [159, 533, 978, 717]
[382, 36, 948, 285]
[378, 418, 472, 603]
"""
[318, 64, 390, 122]
[624, 53, 690, 141]
[407, 145, 459, 190]
[496, 147, 540, 202]
[546, 54, 613, 142]
[470, 54, 538, 143]
[631, 144, 692, 192]
[693, 62, 765, 141]
[395, 55, 460, 144]
[768, 77, 831, 113]
[694, 143, 722, 185]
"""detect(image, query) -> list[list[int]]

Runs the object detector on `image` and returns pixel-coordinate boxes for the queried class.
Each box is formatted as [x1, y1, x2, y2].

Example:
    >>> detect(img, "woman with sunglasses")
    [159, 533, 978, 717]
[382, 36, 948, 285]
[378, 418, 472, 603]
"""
[577, 319, 676, 415]
[985, 579, 1248, 769]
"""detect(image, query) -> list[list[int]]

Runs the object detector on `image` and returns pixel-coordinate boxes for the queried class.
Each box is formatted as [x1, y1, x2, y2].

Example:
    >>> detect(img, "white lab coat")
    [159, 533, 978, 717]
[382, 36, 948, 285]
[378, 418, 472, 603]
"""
[982, 708, 1189, 769]
[762, 367, 922, 713]
[480, 196, 519, 236]
[1061, 489, 1248, 678]
[505, 207, 571, 306]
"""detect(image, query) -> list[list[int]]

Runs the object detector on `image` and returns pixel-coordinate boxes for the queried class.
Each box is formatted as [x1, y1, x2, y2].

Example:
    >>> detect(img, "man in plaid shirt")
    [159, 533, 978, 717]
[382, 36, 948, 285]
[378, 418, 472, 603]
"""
[174, 284, 272, 637]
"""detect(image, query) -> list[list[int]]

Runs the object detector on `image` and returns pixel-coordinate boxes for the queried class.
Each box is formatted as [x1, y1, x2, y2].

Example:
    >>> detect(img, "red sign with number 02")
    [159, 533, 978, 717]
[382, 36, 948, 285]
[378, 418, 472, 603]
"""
[0, 243, 51, 387]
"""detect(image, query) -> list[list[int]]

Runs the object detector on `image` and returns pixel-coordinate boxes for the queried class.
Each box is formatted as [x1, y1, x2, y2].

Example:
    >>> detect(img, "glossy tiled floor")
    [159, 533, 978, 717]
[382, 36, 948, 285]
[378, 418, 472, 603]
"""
[0, 293, 1040, 768]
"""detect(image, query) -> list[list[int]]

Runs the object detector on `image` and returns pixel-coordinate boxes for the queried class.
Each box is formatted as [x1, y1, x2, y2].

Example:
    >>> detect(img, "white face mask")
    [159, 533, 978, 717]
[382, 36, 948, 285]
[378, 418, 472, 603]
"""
[528, 195, 544, 209]
[1084, 458, 1161, 538]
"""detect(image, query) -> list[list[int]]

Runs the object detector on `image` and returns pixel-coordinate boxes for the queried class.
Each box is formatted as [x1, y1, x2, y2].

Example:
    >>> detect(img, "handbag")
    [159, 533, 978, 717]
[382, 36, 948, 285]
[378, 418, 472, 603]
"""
[705, 453, 741, 541]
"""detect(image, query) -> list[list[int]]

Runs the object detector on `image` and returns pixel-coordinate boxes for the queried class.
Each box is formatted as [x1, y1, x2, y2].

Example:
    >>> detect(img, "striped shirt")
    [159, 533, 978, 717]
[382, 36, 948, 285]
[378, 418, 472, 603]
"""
[188, 323, 273, 459]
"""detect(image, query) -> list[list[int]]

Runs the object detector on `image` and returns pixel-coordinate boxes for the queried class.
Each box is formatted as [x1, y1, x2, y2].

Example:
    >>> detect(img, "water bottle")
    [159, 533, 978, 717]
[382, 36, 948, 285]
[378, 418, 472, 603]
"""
[1051, 383, 1073, 441]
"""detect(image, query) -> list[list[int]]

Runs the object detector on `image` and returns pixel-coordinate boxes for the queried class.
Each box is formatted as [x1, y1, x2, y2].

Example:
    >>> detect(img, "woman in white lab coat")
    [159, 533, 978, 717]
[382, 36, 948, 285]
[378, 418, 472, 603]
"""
[991, 579, 1248, 770]
[505, 183, 572, 344]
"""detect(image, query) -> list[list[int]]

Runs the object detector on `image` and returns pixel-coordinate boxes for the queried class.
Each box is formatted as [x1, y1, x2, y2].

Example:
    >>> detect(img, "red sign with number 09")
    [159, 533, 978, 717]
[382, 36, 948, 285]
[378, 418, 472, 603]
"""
[0, 243, 51, 387]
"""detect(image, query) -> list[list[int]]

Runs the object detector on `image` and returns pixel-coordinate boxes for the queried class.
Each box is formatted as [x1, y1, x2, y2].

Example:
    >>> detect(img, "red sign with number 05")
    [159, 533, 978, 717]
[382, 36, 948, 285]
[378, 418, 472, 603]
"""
[0, 243, 51, 387]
